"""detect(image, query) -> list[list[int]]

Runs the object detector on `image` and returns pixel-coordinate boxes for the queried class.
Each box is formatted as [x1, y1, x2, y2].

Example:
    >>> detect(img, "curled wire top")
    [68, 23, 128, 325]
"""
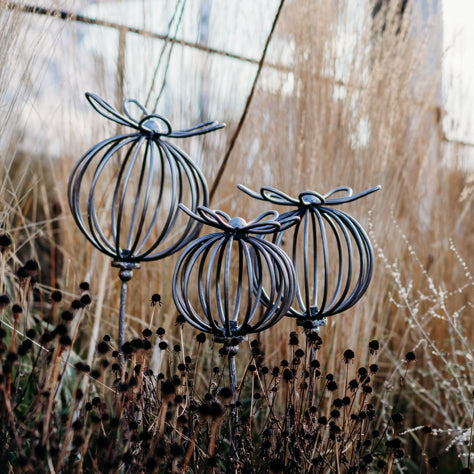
[178, 205, 299, 235]
[86, 92, 225, 138]
[238, 184, 381, 207]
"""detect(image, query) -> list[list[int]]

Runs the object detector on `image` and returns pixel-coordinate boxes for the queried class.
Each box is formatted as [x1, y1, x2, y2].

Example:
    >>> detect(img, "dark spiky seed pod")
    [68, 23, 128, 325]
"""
[176, 314, 186, 325]
[362, 454, 373, 464]
[51, 291, 62, 303]
[342, 396, 351, 406]
[358, 367, 368, 376]
[282, 368, 293, 381]
[72, 419, 84, 431]
[90, 369, 101, 379]
[330, 409, 340, 419]
[61, 310, 74, 321]
[53, 324, 68, 336]
[24, 259, 39, 276]
[142, 328, 152, 337]
[85, 402, 93, 411]
[6, 352, 18, 363]
[158, 341, 168, 350]
[392, 413, 404, 424]
[156, 327, 165, 336]
[92, 396, 100, 406]
[118, 383, 129, 392]
[185, 355, 192, 364]
[343, 349, 355, 361]
[369, 339, 379, 352]
[196, 332, 206, 344]
[363, 385, 373, 394]
[310, 359, 320, 369]
[318, 416, 327, 425]
[173, 344, 181, 352]
[71, 300, 83, 310]
[161, 380, 176, 400]
[386, 438, 402, 449]
[295, 348, 304, 358]
[251, 347, 261, 356]
[80, 294, 92, 306]
[97, 341, 109, 354]
[326, 373, 334, 381]
[59, 335, 72, 346]
[327, 381, 337, 391]
[272, 367, 280, 376]
[131, 338, 145, 350]
[218, 386, 233, 401]
[333, 398, 343, 408]
[405, 351, 416, 361]
[157, 373, 165, 380]
[79, 281, 90, 291]
[280, 359, 289, 367]
[0, 294, 10, 309]
[12, 304, 23, 316]
[112, 350, 119, 358]
[177, 363, 186, 372]
[422, 425, 432, 434]
[143, 339, 152, 350]
[122, 342, 133, 355]
[0, 234, 12, 248]
[111, 363, 120, 372]
[369, 363, 378, 373]
[16, 267, 28, 279]
[289, 333, 299, 346]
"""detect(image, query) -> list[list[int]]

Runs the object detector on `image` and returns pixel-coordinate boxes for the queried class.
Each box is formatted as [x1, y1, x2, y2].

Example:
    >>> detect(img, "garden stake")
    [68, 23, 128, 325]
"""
[68, 93, 224, 359]
[172, 205, 298, 461]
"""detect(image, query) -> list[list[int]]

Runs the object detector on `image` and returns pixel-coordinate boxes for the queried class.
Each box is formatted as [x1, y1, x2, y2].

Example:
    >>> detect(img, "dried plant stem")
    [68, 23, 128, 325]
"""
[181, 419, 204, 474]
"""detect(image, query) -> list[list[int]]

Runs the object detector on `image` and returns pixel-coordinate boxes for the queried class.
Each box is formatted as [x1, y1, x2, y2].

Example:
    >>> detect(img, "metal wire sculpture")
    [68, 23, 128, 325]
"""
[68, 92, 224, 355]
[238, 184, 380, 329]
[172, 205, 298, 392]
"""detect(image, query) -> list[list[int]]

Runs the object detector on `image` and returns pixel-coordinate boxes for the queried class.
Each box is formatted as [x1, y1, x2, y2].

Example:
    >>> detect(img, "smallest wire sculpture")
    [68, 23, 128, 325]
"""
[68, 93, 224, 358]
[172, 205, 298, 393]
[238, 184, 380, 330]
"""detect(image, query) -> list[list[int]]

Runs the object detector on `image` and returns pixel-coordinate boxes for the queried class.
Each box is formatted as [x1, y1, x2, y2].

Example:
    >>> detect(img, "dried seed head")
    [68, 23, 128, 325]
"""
[79, 281, 90, 291]
[369, 339, 380, 353]
[0, 294, 10, 310]
[405, 351, 416, 361]
[0, 234, 12, 252]
[343, 349, 355, 362]
[24, 260, 39, 277]
[51, 290, 62, 303]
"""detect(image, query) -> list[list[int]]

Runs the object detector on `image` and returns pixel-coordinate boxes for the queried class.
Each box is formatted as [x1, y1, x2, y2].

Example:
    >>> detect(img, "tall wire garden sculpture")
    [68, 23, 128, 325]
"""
[68, 93, 224, 356]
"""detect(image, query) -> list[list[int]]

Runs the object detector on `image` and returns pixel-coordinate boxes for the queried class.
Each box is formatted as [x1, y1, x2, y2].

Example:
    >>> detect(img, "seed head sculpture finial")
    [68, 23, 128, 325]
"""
[68, 93, 224, 356]
[239, 184, 380, 329]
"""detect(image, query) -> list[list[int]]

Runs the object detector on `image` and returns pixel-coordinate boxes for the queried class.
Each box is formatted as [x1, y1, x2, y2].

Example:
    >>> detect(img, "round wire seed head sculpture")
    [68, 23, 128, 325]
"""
[68, 92, 225, 266]
[238, 184, 380, 327]
[172, 205, 298, 344]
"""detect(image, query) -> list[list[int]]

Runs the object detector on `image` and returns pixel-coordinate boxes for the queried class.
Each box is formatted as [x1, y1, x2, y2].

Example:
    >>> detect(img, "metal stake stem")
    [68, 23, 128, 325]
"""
[113, 262, 140, 363]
